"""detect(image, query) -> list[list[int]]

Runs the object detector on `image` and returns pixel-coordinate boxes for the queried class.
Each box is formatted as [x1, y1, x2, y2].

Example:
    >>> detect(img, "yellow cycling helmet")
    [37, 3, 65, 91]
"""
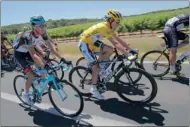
[107, 9, 122, 22]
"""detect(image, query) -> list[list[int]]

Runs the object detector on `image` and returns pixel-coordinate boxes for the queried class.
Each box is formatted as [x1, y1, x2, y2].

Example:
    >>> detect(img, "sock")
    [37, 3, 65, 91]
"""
[91, 84, 97, 90]
[170, 65, 176, 72]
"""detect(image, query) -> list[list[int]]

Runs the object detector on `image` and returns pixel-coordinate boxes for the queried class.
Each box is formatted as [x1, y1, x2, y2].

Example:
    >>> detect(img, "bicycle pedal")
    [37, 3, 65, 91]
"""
[36, 98, 42, 103]
[42, 91, 48, 96]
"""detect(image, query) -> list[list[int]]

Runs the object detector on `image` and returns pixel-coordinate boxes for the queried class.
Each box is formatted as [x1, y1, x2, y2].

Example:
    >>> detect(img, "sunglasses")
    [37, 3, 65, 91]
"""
[36, 24, 47, 29]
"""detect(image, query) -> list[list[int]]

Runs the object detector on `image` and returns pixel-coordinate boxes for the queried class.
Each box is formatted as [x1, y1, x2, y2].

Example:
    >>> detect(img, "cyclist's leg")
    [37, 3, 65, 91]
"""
[94, 41, 114, 70]
[32, 53, 47, 79]
[94, 41, 113, 61]
[164, 27, 183, 76]
[177, 31, 189, 48]
[164, 27, 178, 71]
[15, 51, 35, 105]
[79, 41, 104, 99]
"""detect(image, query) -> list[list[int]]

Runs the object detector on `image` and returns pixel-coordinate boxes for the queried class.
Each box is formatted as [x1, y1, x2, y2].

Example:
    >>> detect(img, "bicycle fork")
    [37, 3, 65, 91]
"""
[52, 78, 67, 101]
[123, 67, 138, 88]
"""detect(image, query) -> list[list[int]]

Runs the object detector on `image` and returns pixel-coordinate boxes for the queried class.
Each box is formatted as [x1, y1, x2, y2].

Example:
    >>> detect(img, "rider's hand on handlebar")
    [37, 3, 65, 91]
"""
[60, 58, 72, 65]
[42, 51, 47, 58]
[129, 48, 139, 55]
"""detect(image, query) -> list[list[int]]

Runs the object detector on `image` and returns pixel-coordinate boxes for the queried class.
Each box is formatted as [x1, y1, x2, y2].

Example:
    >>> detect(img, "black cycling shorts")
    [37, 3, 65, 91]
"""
[163, 26, 187, 48]
[14, 51, 34, 69]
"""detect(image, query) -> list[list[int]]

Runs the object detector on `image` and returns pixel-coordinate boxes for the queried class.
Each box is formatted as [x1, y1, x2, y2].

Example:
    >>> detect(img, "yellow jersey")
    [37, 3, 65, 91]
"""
[80, 22, 115, 46]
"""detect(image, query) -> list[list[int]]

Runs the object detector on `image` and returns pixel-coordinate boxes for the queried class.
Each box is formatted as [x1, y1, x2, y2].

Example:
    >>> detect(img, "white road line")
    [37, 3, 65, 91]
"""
[1, 92, 137, 126]
[141, 61, 189, 64]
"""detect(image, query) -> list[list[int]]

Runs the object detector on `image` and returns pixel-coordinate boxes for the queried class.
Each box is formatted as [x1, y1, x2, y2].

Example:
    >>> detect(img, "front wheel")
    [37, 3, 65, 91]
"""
[140, 50, 170, 77]
[112, 61, 143, 84]
[48, 79, 84, 117]
[13, 75, 36, 105]
[115, 67, 157, 105]
[76, 57, 88, 67]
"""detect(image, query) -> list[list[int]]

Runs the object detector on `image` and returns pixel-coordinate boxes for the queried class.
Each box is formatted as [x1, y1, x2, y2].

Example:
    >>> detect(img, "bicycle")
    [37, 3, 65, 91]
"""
[13, 61, 84, 117]
[2, 48, 22, 72]
[76, 49, 144, 83]
[14, 48, 67, 80]
[43, 48, 69, 80]
[69, 48, 158, 105]
[140, 35, 189, 77]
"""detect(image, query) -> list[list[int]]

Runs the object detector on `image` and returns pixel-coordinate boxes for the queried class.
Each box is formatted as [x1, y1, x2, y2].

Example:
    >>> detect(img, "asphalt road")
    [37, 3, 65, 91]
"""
[1, 61, 189, 126]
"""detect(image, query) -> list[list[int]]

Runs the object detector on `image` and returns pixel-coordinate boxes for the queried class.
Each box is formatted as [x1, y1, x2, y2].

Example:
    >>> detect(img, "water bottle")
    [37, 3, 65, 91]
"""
[99, 62, 112, 81]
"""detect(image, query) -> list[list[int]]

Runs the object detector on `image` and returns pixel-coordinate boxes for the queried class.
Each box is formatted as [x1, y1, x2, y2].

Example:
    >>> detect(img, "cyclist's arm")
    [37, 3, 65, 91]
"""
[42, 32, 62, 59]
[42, 42, 48, 49]
[28, 46, 45, 68]
[34, 44, 46, 57]
[45, 39, 62, 59]
[107, 36, 128, 54]
[112, 34, 131, 51]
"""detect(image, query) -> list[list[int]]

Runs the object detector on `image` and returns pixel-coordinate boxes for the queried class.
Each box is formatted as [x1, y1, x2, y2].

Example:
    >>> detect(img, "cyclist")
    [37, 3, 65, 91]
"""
[13, 15, 71, 105]
[78, 9, 138, 100]
[1, 32, 11, 66]
[163, 13, 189, 76]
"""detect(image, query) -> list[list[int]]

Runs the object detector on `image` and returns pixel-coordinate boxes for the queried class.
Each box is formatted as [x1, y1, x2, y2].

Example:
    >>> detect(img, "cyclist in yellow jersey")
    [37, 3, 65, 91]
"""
[78, 9, 138, 100]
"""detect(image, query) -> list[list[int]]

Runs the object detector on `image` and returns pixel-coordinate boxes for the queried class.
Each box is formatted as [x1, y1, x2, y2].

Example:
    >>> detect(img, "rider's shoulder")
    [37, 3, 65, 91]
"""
[17, 30, 32, 38]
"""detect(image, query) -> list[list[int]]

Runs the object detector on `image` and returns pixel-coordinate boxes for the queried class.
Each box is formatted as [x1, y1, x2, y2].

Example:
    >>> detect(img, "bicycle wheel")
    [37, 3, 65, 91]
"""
[8, 55, 22, 71]
[69, 66, 92, 95]
[48, 59, 64, 80]
[48, 79, 84, 117]
[140, 50, 170, 77]
[76, 57, 88, 67]
[115, 67, 157, 105]
[13, 75, 36, 105]
[112, 61, 143, 83]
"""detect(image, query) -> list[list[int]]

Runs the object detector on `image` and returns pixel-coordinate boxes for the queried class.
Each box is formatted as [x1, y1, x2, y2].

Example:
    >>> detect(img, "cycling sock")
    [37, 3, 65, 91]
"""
[23, 91, 29, 95]
[170, 65, 176, 72]
[91, 84, 97, 90]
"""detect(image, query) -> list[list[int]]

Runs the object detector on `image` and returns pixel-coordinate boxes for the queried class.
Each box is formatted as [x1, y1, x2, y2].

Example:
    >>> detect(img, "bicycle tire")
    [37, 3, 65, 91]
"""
[76, 57, 85, 67]
[115, 67, 158, 105]
[8, 55, 22, 71]
[69, 66, 92, 95]
[48, 79, 84, 117]
[111, 61, 143, 83]
[13, 75, 36, 105]
[140, 50, 170, 77]
[48, 59, 64, 80]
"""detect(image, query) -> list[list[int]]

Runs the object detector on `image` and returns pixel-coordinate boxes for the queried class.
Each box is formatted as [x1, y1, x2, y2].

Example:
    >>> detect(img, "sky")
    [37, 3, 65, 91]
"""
[1, 1, 188, 26]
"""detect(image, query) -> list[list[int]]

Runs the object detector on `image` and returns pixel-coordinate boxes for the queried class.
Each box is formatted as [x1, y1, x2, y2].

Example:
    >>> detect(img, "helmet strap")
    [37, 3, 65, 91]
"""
[108, 19, 114, 29]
